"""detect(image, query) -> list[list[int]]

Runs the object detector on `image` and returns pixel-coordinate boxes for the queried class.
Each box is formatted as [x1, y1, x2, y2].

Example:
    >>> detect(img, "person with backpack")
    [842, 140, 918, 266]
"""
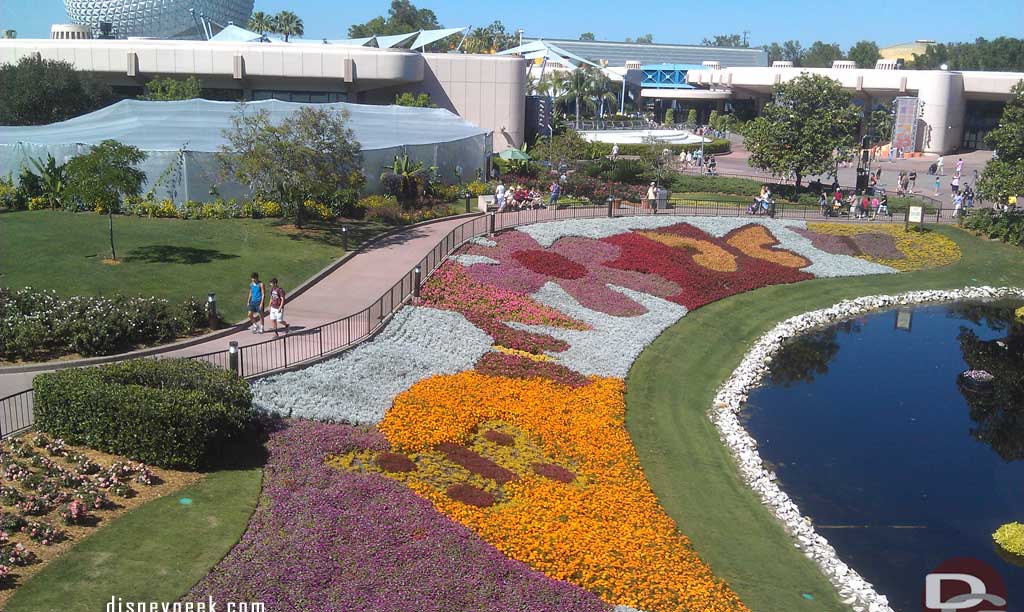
[267, 278, 291, 336]
[549, 180, 561, 207]
[247, 272, 265, 334]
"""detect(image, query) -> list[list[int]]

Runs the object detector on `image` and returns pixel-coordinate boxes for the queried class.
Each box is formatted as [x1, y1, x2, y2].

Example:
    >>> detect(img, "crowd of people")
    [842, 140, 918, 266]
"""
[494, 180, 554, 212]
[818, 187, 891, 220]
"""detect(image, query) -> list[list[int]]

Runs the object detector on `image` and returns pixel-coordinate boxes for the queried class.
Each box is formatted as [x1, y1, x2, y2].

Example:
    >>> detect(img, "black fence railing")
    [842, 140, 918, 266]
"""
[0, 204, 969, 438]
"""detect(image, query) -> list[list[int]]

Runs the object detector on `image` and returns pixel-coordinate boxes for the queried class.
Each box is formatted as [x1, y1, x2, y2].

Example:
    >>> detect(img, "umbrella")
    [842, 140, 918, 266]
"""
[498, 148, 531, 161]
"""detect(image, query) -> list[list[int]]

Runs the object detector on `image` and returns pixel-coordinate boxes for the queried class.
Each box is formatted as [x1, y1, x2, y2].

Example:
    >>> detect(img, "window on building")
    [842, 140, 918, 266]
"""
[251, 90, 347, 103]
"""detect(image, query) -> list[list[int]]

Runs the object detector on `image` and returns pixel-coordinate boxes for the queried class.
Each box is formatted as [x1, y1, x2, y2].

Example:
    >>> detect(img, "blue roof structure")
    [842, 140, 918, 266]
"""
[640, 64, 702, 89]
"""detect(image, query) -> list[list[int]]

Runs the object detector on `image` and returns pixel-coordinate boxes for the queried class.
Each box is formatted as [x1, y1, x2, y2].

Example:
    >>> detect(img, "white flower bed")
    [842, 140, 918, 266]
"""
[710, 286, 1024, 612]
[451, 254, 500, 267]
[516, 216, 895, 278]
[511, 282, 687, 378]
[468, 236, 498, 247]
[252, 306, 492, 424]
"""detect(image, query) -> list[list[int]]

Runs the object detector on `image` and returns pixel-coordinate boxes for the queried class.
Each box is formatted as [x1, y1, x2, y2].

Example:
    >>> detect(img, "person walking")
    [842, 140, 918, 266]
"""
[267, 277, 290, 336]
[934, 175, 941, 195]
[549, 180, 561, 207]
[951, 173, 960, 195]
[909, 170, 917, 192]
[611, 143, 619, 160]
[936, 155, 945, 175]
[646, 182, 657, 209]
[495, 180, 507, 212]
[956, 157, 964, 175]
[247, 272, 265, 334]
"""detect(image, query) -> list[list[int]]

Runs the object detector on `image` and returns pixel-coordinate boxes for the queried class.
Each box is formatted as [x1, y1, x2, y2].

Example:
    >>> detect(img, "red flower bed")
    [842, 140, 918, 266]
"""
[531, 462, 576, 483]
[446, 483, 496, 508]
[475, 352, 590, 388]
[376, 452, 417, 473]
[437, 443, 518, 484]
[482, 430, 514, 446]
[513, 250, 588, 279]
[603, 224, 813, 310]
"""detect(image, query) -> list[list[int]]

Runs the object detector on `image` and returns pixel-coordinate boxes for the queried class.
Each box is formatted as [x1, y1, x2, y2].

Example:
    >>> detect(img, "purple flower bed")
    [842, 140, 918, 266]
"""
[850, 233, 905, 260]
[189, 420, 608, 612]
[792, 228, 860, 256]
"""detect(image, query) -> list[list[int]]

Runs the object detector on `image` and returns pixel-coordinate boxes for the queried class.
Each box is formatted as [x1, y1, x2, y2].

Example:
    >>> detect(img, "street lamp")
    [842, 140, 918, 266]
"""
[940, 63, 949, 71]
[515, 29, 524, 46]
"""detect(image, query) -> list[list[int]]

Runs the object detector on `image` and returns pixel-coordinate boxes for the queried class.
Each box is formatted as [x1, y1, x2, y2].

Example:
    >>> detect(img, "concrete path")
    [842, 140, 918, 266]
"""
[0, 215, 477, 399]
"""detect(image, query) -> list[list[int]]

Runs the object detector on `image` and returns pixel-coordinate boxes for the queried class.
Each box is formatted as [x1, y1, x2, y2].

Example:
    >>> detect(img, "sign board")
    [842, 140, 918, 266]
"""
[891, 96, 920, 153]
[908, 205, 923, 223]
[895, 307, 913, 332]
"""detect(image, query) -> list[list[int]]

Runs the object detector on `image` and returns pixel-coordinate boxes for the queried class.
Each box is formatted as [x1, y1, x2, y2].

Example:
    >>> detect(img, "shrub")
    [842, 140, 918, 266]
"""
[0, 176, 22, 210]
[0, 289, 216, 361]
[994, 522, 1024, 557]
[582, 159, 651, 184]
[465, 180, 494, 196]
[34, 359, 254, 470]
[964, 209, 1024, 247]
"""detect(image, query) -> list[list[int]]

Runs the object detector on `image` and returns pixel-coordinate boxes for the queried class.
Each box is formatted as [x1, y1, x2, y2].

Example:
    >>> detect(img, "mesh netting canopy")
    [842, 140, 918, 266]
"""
[0, 99, 492, 202]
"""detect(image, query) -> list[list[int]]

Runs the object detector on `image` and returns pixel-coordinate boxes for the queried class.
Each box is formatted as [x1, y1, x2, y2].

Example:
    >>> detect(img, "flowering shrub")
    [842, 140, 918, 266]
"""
[0, 288, 215, 361]
[23, 520, 64, 545]
[60, 500, 88, 526]
[0, 487, 23, 507]
[0, 540, 33, 566]
[994, 522, 1024, 557]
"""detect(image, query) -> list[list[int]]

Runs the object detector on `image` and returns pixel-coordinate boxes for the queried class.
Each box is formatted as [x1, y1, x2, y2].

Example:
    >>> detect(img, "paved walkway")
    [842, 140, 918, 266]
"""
[0, 215, 476, 399]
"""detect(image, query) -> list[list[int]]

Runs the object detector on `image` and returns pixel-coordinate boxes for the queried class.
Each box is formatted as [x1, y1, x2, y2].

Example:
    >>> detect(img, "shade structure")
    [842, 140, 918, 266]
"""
[0, 99, 492, 202]
[497, 147, 530, 160]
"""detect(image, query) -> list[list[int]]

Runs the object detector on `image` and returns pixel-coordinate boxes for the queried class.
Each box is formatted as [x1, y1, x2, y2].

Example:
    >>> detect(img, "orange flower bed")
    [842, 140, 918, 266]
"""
[726, 225, 811, 269]
[373, 372, 748, 612]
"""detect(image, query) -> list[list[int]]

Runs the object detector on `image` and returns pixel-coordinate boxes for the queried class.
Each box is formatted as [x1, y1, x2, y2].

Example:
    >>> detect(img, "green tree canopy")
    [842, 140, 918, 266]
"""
[909, 37, 1024, 71]
[624, 34, 653, 44]
[273, 11, 304, 42]
[801, 41, 844, 67]
[461, 21, 517, 54]
[743, 73, 860, 187]
[348, 0, 441, 37]
[579, 32, 595, 41]
[247, 11, 274, 35]
[847, 40, 880, 68]
[978, 80, 1024, 203]
[761, 40, 803, 65]
[218, 106, 364, 227]
[139, 75, 202, 101]
[702, 34, 748, 48]
[394, 92, 434, 107]
[0, 56, 113, 126]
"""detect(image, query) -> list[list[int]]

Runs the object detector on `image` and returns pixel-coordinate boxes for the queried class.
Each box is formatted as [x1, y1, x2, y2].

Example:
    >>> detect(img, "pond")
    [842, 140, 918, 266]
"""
[743, 301, 1024, 612]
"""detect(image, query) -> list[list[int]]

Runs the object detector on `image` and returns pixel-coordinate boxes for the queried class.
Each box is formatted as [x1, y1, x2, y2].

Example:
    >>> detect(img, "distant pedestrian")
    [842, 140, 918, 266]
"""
[267, 278, 290, 336]
[549, 180, 561, 206]
[951, 174, 960, 195]
[935, 175, 941, 195]
[936, 156, 945, 175]
[247, 272, 265, 334]
[495, 180, 507, 212]
[956, 157, 964, 175]
[909, 170, 917, 192]
[953, 192, 964, 216]
[888, 145, 896, 163]
[611, 143, 619, 159]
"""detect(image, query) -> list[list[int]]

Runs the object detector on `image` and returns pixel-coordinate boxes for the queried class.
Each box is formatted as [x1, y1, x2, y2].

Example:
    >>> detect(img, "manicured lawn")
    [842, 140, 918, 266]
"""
[627, 226, 1024, 612]
[0, 211, 388, 322]
[4, 465, 263, 612]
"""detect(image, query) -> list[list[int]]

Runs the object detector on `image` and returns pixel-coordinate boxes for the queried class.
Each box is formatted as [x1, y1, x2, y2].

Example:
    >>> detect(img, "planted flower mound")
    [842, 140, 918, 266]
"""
[803, 223, 961, 271]
[238, 217, 926, 610]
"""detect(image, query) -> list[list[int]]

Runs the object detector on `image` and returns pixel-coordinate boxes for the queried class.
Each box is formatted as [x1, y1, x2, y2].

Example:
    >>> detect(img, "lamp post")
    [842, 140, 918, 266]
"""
[413, 265, 422, 298]
[607, 194, 614, 218]
[465, 191, 472, 214]
[228, 341, 239, 376]
[342, 225, 349, 252]
[207, 292, 218, 329]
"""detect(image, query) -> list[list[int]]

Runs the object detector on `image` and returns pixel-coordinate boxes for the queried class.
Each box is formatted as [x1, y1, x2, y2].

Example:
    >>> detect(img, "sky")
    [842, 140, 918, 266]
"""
[2, 0, 1022, 49]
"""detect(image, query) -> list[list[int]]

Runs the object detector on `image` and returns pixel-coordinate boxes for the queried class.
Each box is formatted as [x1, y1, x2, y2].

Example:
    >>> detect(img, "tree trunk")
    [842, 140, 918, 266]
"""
[794, 172, 803, 190]
[575, 96, 580, 128]
[108, 209, 116, 261]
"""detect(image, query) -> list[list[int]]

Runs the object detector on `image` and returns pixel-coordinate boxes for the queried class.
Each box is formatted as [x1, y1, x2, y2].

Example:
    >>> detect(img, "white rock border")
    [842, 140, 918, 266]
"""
[710, 286, 1024, 612]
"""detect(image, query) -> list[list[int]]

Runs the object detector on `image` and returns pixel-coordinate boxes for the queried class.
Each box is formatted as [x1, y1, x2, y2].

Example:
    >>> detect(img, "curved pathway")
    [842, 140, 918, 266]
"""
[0, 215, 476, 400]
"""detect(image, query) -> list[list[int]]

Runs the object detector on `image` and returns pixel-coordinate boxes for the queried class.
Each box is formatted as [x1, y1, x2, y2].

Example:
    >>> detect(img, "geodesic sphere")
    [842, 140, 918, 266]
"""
[64, 0, 254, 39]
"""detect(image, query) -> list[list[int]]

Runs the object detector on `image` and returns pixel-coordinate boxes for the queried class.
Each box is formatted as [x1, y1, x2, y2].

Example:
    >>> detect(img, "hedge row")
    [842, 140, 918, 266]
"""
[34, 359, 254, 470]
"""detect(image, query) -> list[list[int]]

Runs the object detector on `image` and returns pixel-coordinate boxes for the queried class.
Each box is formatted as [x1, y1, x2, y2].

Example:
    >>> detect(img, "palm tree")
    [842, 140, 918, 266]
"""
[273, 11, 304, 42]
[559, 68, 599, 128]
[29, 154, 67, 210]
[380, 154, 425, 207]
[247, 11, 274, 35]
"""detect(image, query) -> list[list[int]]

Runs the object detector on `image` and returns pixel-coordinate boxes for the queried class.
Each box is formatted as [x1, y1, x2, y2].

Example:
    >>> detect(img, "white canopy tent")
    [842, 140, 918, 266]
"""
[0, 99, 492, 202]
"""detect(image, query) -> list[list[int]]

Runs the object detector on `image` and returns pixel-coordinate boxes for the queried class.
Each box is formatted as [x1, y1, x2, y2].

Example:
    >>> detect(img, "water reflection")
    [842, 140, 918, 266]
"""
[767, 320, 862, 387]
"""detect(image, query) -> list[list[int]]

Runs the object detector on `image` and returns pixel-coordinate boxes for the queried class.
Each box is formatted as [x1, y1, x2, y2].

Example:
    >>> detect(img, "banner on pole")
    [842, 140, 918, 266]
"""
[891, 96, 920, 152]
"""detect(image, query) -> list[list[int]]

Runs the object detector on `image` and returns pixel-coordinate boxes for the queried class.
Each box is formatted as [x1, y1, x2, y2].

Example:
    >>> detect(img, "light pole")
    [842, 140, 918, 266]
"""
[516, 29, 524, 47]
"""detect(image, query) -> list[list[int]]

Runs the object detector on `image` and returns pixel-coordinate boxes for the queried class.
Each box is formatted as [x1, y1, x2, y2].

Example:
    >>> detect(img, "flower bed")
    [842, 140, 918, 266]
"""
[0, 434, 197, 602]
[190, 420, 608, 612]
[804, 223, 961, 271]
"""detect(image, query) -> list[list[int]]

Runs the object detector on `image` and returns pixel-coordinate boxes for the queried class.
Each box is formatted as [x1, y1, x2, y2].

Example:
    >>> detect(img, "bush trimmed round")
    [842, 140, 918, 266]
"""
[34, 359, 254, 470]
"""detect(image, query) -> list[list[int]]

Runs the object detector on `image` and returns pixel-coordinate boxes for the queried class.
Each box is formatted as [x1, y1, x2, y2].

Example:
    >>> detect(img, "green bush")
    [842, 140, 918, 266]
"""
[582, 159, 651, 184]
[964, 209, 1024, 247]
[0, 288, 215, 361]
[34, 359, 254, 470]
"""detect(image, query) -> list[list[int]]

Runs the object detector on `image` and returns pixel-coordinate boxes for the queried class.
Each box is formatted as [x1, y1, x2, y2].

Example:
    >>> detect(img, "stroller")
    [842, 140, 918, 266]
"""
[927, 162, 938, 175]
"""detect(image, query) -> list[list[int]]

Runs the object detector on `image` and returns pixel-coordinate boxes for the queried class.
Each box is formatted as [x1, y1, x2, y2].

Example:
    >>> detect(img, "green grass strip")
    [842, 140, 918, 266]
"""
[626, 226, 1024, 612]
[5, 466, 262, 612]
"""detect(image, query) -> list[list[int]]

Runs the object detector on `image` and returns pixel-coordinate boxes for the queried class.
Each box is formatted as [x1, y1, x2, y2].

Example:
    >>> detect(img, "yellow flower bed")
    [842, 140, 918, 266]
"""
[638, 231, 738, 272]
[355, 372, 749, 612]
[994, 522, 1024, 557]
[806, 223, 961, 271]
[493, 345, 553, 362]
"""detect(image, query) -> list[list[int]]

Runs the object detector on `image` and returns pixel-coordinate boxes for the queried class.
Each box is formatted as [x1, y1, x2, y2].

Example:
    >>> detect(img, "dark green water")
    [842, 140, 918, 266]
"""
[744, 301, 1024, 612]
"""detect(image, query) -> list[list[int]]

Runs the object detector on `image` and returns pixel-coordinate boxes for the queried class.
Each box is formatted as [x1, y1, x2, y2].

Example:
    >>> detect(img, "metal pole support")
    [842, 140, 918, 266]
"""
[342, 226, 349, 252]
[489, 212, 496, 235]
[607, 196, 614, 218]
[228, 341, 239, 376]
[465, 192, 472, 214]
[413, 265, 422, 298]
[206, 292, 218, 329]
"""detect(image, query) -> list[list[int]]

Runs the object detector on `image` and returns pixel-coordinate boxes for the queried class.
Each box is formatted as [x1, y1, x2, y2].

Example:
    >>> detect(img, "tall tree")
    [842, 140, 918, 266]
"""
[762, 40, 803, 65]
[802, 41, 844, 67]
[624, 34, 653, 44]
[0, 56, 112, 125]
[579, 32, 595, 41]
[978, 80, 1024, 204]
[248, 11, 274, 35]
[559, 68, 599, 127]
[847, 40, 880, 68]
[910, 37, 1024, 72]
[64, 141, 147, 260]
[273, 11, 304, 42]
[461, 21, 517, 54]
[219, 106, 364, 228]
[348, 0, 441, 37]
[703, 34, 748, 48]
[743, 73, 860, 187]
[139, 75, 202, 101]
